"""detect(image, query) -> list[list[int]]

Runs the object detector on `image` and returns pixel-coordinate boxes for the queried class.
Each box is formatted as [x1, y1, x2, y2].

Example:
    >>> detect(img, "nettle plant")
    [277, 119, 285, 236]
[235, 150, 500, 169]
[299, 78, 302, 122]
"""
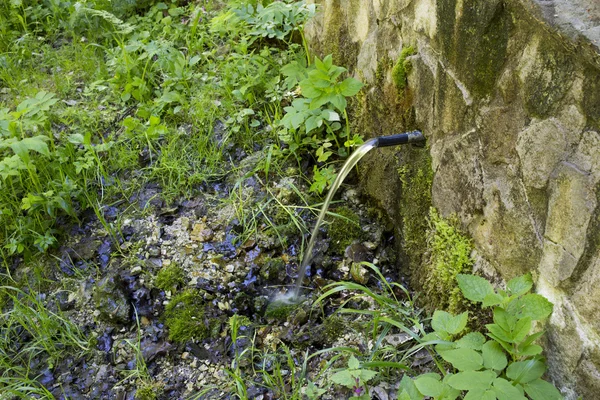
[400, 273, 562, 400]
[279, 54, 364, 193]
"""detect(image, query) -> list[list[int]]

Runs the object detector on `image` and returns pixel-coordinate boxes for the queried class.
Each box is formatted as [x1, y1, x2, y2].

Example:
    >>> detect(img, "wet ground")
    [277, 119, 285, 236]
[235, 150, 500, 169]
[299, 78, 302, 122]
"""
[10, 155, 427, 400]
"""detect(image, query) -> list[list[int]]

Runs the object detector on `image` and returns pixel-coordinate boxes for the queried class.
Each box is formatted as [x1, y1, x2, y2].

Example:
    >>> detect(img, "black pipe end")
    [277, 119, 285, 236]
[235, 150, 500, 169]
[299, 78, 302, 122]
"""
[376, 131, 425, 148]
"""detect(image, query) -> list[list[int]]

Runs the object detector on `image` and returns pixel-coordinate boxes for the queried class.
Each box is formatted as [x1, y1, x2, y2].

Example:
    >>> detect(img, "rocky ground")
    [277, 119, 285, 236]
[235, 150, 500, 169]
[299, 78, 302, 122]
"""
[16, 158, 426, 399]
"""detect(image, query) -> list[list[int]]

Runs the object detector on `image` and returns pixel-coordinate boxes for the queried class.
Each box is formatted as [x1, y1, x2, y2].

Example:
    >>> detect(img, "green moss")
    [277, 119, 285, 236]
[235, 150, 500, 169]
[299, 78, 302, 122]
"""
[422, 208, 473, 314]
[163, 290, 210, 343]
[322, 315, 347, 342]
[155, 263, 185, 292]
[264, 300, 299, 321]
[135, 380, 163, 400]
[391, 46, 416, 90]
[328, 206, 363, 253]
[397, 150, 433, 268]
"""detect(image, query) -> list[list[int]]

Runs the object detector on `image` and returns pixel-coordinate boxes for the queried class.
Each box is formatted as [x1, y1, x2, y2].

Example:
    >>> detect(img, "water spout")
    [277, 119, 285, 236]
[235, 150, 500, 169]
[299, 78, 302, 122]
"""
[289, 130, 425, 299]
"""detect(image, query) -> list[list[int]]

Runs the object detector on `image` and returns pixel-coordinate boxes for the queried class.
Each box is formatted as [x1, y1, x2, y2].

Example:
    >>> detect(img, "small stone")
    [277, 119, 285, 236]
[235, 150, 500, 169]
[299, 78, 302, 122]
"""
[190, 223, 214, 242]
[350, 262, 369, 284]
[130, 266, 143, 275]
[182, 352, 190, 359]
[225, 264, 235, 273]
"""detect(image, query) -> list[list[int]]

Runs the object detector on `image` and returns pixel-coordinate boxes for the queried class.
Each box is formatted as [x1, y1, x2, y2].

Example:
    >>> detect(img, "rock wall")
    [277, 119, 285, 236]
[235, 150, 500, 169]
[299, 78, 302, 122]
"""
[305, 0, 600, 398]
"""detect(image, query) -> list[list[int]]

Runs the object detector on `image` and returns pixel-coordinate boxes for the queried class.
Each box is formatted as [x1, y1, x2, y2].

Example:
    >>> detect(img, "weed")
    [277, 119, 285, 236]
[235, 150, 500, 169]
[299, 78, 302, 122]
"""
[154, 263, 185, 292]
[400, 273, 561, 400]
[162, 289, 210, 343]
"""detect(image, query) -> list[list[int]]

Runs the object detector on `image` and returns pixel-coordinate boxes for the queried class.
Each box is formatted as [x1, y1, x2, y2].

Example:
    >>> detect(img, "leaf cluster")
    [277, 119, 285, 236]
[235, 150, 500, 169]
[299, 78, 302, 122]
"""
[400, 273, 562, 400]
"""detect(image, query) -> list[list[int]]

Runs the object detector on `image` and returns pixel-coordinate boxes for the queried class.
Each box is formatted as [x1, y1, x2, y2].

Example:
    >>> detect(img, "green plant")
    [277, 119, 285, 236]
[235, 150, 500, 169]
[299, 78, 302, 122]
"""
[279, 54, 364, 193]
[401, 273, 562, 400]
[330, 355, 378, 400]
[233, 0, 316, 43]
[162, 289, 211, 343]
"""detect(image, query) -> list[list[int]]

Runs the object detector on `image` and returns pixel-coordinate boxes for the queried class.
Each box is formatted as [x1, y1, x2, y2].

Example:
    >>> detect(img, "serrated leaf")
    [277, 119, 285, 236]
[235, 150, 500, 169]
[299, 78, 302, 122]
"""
[438, 348, 483, 371]
[457, 274, 495, 302]
[10, 136, 50, 159]
[482, 341, 507, 370]
[446, 370, 496, 391]
[398, 376, 423, 400]
[493, 378, 527, 400]
[331, 369, 355, 387]
[414, 375, 443, 397]
[482, 292, 504, 307]
[523, 378, 563, 400]
[339, 77, 364, 97]
[348, 355, 360, 370]
[507, 294, 553, 321]
[506, 360, 546, 384]
[507, 274, 533, 297]
[431, 310, 468, 335]
[493, 307, 515, 331]
[456, 332, 486, 350]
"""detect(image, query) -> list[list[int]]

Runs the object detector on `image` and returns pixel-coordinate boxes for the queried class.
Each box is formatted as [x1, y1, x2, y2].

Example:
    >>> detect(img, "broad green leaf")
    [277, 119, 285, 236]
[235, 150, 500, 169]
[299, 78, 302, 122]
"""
[331, 369, 355, 387]
[482, 341, 507, 370]
[398, 391, 411, 400]
[10, 136, 50, 159]
[507, 274, 533, 297]
[506, 360, 546, 384]
[330, 94, 347, 112]
[414, 375, 443, 397]
[457, 274, 495, 302]
[507, 294, 553, 321]
[339, 77, 364, 97]
[512, 316, 532, 343]
[482, 292, 504, 307]
[493, 378, 527, 400]
[432, 310, 468, 335]
[486, 323, 513, 343]
[518, 344, 543, 356]
[398, 376, 423, 400]
[438, 348, 483, 371]
[446, 370, 496, 391]
[523, 378, 563, 400]
[493, 307, 515, 331]
[357, 368, 378, 383]
[456, 332, 486, 350]
[463, 389, 495, 400]
[348, 355, 360, 370]
[299, 79, 321, 98]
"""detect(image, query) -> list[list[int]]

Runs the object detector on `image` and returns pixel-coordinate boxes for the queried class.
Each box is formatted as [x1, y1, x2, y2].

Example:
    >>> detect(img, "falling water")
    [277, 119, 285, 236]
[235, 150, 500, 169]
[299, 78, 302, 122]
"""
[290, 138, 379, 298]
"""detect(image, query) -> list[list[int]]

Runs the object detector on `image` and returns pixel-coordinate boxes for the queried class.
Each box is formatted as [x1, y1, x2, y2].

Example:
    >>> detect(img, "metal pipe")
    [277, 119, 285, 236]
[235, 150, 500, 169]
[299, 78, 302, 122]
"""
[375, 130, 425, 147]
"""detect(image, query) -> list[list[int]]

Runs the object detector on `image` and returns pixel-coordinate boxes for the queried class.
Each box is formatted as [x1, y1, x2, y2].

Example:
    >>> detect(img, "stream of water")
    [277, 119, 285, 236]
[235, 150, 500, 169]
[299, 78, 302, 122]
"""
[290, 138, 379, 297]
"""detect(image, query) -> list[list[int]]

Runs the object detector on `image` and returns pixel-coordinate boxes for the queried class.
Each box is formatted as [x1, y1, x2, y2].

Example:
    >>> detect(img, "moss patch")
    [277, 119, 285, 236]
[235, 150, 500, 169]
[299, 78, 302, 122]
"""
[328, 206, 363, 253]
[391, 46, 416, 91]
[422, 208, 473, 314]
[163, 290, 211, 343]
[397, 149, 434, 271]
[264, 299, 300, 321]
[154, 263, 185, 292]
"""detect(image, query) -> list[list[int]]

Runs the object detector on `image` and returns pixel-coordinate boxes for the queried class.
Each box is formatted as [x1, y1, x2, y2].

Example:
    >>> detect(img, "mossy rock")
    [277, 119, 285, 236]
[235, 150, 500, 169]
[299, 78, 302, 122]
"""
[163, 290, 212, 343]
[264, 299, 300, 321]
[392, 46, 416, 91]
[420, 208, 473, 314]
[328, 206, 363, 253]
